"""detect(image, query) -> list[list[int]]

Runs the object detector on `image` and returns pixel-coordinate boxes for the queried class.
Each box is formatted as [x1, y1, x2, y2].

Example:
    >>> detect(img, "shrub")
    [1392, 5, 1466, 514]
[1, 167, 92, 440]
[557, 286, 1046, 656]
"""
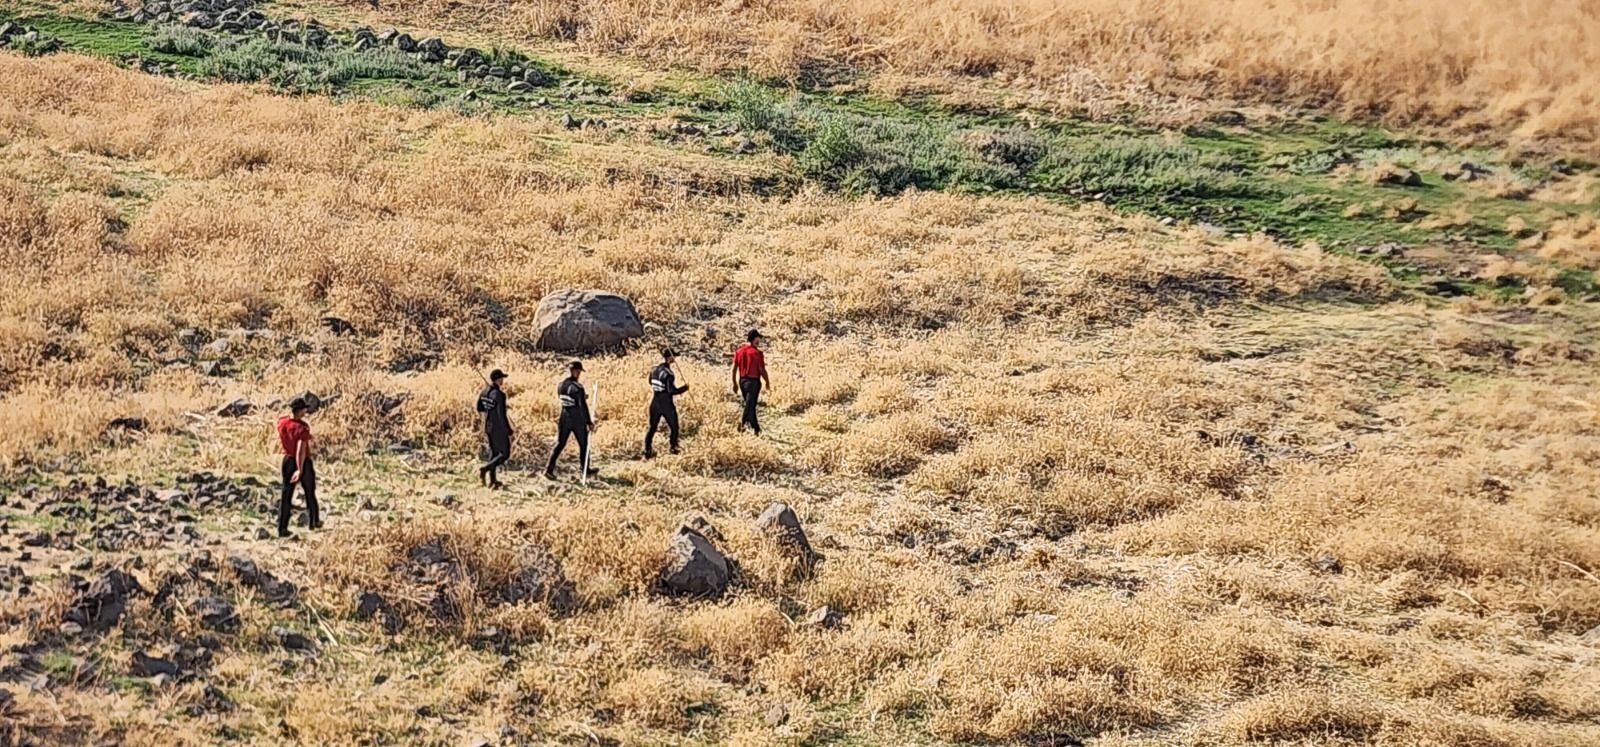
[145, 25, 216, 57]
[1033, 136, 1255, 199]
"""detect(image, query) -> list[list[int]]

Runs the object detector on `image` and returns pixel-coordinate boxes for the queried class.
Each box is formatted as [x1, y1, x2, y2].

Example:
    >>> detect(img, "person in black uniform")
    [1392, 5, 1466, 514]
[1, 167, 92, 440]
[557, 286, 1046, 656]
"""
[476, 368, 512, 488]
[643, 348, 688, 458]
[544, 360, 595, 481]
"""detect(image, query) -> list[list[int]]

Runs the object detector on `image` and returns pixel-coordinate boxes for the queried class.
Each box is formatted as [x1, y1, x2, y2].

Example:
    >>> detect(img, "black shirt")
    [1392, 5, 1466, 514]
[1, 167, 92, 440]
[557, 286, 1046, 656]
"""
[649, 363, 688, 405]
[556, 376, 591, 426]
[476, 385, 510, 435]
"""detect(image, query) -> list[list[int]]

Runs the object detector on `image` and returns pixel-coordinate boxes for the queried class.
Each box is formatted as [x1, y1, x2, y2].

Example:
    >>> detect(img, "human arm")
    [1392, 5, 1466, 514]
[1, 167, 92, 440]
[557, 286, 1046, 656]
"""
[291, 434, 309, 483]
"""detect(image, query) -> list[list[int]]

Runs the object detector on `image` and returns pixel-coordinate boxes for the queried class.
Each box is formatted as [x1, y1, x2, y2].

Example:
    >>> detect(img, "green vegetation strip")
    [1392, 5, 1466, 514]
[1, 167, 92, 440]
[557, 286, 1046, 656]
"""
[3, 7, 1598, 299]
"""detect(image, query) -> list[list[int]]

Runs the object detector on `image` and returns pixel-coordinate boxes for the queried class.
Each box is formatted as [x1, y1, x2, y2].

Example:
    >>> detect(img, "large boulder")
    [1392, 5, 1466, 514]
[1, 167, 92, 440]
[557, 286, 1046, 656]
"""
[533, 289, 644, 353]
[661, 526, 731, 598]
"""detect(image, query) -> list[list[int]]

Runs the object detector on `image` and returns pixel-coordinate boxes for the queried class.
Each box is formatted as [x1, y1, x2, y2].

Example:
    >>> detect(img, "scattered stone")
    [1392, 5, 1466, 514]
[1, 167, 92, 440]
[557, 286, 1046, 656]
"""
[1419, 275, 1467, 297]
[532, 289, 646, 352]
[272, 626, 317, 653]
[803, 605, 842, 629]
[196, 360, 227, 377]
[65, 569, 144, 633]
[104, 416, 148, 433]
[216, 399, 254, 418]
[1376, 167, 1423, 187]
[562, 112, 581, 129]
[661, 525, 731, 598]
[255, 528, 272, 540]
[228, 553, 298, 605]
[1581, 624, 1600, 645]
[1312, 554, 1344, 574]
[501, 544, 577, 614]
[320, 316, 355, 336]
[763, 702, 789, 727]
[508, 81, 532, 93]
[1442, 161, 1492, 182]
[732, 135, 757, 154]
[129, 651, 179, 678]
[1208, 109, 1247, 126]
[193, 595, 238, 632]
[754, 502, 818, 572]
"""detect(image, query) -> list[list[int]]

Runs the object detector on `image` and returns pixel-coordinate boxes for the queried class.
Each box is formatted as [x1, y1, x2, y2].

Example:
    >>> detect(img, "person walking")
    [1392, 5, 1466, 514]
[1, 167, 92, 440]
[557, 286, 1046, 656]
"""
[275, 397, 321, 538]
[644, 348, 688, 458]
[544, 360, 595, 480]
[476, 368, 512, 488]
[732, 329, 771, 436]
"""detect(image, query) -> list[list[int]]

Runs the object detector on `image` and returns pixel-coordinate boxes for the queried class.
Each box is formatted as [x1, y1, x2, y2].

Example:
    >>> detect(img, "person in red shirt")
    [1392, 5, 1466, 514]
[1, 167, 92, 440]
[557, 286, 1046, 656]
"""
[732, 329, 772, 436]
[275, 397, 321, 538]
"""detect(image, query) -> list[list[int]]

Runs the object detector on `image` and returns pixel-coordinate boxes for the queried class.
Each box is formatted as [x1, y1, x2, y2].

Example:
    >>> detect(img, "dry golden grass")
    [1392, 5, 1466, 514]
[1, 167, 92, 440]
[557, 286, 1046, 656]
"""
[350, 0, 1600, 152]
[3, 53, 1600, 745]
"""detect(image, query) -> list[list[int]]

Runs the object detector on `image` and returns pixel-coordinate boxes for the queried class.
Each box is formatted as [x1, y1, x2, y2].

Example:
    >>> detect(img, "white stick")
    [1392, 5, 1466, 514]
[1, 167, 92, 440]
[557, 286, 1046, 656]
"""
[583, 383, 597, 486]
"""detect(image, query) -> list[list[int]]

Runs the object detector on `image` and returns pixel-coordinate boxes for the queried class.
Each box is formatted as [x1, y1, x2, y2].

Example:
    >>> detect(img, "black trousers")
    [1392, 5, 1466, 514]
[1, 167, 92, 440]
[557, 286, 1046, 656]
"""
[545, 421, 589, 475]
[739, 377, 762, 435]
[644, 402, 679, 453]
[482, 432, 511, 477]
[279, 456, 319, 533]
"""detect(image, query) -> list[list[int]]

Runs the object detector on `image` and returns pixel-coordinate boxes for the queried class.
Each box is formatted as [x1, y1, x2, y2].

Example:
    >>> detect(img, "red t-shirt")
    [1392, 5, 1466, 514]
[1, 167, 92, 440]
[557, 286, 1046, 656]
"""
[734, 344, 766, 379]
[276, 416, 311, 457]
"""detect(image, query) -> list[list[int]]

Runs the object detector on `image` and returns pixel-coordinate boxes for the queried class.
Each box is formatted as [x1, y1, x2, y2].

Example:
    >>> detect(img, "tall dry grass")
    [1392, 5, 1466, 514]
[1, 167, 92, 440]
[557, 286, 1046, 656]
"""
[3, 53, 1600, 745]
[370, 0, 1600, 151]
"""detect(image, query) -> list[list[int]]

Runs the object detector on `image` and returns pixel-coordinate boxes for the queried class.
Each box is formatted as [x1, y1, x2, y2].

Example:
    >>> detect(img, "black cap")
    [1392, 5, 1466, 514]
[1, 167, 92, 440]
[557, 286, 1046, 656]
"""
[746, 329, 763, 342]
[489, 369, 507, 381]
[569, 360, 584, 371]
[662, 347, 678, 359]
[289, 397, 309, 413]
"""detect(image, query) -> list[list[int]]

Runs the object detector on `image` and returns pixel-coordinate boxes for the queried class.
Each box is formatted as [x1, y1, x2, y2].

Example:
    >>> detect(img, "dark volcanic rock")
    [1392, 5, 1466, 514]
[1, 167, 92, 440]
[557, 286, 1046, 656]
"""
[129, 651, 179, 678]
[660, 525, 731, 598]
[65, 569, 145, 633]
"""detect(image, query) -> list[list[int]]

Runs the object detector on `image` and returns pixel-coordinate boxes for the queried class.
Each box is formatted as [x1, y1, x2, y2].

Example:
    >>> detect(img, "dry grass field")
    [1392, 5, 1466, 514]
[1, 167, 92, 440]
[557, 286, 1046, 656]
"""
[345, 0, 1600, 153]
[2, 6, 1600, 746]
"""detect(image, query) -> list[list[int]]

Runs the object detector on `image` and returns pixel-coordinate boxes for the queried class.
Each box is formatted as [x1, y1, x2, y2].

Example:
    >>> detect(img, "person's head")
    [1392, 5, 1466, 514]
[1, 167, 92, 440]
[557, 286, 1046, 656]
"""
[661, 347, 677, 365]
[289, 397, 310, 418]
[569, 360, 584, 379]
[489, 369, 507, 387]
[746, 329, 763, 348]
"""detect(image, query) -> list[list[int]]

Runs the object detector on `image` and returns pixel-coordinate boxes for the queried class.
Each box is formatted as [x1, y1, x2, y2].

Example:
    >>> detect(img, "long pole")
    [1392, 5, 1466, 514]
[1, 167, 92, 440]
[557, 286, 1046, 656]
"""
[583, 383, 597, 486]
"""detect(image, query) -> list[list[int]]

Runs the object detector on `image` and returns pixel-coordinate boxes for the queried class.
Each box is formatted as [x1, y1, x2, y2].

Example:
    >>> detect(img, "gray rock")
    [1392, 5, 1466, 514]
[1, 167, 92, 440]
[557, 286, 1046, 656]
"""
[764, 702, 789, 727]
[105, 416, 147, 433]
[755, 503, 817, 570]
[65, 569, 144, 633]
[272, 626, 317, 653]
[1377, 167, 1423, 187]
[532, 289, 645, 353]
[1311, 553, 1343, 574]
[561, 112, 581, 129]
[501, 544, 576, 614]
[733, 135, 757, 154]
[508, 81, 532, 93]
[803, 605, 842, 629]
[193, 595, 238, 632]
[661, 526, 730, 598]
[215, 399, 253, 418]
[392, 33, 415, 52]
[129, 651, 179, 678]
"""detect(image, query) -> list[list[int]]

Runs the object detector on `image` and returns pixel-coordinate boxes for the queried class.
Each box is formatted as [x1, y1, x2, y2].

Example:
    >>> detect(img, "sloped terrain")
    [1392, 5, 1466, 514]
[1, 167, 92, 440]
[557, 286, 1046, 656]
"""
[2, 4, 1600, 746]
